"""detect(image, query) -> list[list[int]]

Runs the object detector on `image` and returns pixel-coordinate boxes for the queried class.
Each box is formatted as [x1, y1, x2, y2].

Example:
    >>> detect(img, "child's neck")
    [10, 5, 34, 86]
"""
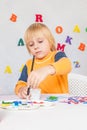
[35, 51, 55, 64]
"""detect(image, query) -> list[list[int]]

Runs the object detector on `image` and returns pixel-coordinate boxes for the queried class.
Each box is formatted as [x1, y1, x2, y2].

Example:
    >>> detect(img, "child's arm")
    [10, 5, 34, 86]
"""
[14, 65, 28, 96]
[51, 57, 72, 75]
[52, 51, 72, 74]
[27, 52, 72, 89]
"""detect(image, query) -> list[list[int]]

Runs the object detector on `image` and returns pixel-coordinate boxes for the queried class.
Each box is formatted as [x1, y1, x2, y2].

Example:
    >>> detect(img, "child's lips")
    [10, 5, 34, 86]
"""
[35, 51, 42, 55]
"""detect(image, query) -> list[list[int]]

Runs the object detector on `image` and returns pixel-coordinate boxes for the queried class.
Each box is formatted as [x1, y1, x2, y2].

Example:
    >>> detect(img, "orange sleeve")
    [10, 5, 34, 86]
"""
[14, 81, 27, 95]
[51, 57, 72, 75]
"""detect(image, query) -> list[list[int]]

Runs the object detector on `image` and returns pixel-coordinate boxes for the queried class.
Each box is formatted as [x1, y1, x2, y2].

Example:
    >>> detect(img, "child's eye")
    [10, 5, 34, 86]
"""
[29, 44, 34, 47]
[38, 40, 43, 43]
[28, 42, 34, 47]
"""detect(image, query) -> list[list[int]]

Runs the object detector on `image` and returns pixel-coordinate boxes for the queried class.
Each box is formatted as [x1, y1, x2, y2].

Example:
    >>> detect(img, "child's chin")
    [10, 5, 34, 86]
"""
[36, 55, 45, 59]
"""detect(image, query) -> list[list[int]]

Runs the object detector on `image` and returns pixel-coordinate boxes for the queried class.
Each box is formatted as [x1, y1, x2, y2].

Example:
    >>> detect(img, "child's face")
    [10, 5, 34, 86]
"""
[27, 32, 51, 59]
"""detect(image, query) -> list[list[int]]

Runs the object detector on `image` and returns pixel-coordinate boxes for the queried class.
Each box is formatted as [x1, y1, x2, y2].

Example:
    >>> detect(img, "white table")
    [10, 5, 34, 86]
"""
[0, 94, 87, 130]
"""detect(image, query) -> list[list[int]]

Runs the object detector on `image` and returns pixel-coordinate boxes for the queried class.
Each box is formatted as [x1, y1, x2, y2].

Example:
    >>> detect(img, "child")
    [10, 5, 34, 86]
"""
[14, 23, 72, 99]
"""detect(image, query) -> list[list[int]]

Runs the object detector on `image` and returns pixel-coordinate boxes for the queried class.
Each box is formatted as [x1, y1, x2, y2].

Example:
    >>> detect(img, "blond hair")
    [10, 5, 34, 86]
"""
[24, 23, 56, 53]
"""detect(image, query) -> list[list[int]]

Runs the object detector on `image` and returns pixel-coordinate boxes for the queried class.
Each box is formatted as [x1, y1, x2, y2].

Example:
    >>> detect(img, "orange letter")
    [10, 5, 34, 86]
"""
[55, 26, 63, 34]
[78, 43, 86, 51]
[10, 13, 17, 22]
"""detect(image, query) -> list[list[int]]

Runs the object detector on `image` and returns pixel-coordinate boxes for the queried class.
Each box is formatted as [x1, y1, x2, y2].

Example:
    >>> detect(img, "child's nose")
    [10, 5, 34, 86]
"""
[34, 44, 39, 49]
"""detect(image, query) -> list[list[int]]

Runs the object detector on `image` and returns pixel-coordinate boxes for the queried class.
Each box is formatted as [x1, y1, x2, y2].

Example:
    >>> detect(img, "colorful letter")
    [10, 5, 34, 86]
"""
[65, 36, 73, 45]
[10, 13, 17, 22]
[78, 43, 86, 51]
[18, 38, 24, 46]
[57, 43, 66, 51]
[55, 26, 63, 34]
[73, 61, 80, 68]
[73, 25, 80, 32]
[19, 64, 24, 72]
[85, 27, 87, 32]
[4, 66, 12, 73]
[35, 14, 43, 22]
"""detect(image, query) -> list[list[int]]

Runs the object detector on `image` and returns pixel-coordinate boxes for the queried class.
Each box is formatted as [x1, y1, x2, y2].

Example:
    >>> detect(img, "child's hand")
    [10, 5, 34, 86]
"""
[18, 87, 29, 99]
[27, 65, 55, 89]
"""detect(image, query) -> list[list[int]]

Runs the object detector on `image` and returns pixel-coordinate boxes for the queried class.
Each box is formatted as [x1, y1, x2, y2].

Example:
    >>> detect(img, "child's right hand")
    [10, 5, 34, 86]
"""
[18, 87, 28, 99]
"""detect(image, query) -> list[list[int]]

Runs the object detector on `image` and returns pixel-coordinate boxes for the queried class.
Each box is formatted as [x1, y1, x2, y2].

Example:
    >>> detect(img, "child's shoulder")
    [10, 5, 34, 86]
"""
[53, 50, 62, 55]
[55, 50, 66, 55]
[54, 51, 67, 61]
[25, 58, 33, 66]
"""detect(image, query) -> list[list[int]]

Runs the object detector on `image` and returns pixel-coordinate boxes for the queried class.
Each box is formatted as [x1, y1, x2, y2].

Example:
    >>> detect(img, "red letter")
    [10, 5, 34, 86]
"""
[57, 43, 66, 51]
[35, 14, 43, 22]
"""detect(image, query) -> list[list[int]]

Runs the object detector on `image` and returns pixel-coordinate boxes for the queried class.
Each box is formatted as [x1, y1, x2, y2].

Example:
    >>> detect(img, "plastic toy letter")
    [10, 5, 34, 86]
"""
[10, 14, 17, 22]
[73, 61, 80, 68]
[19, 64, 24, 72]
[56, 26, 63, 34]
[57, 43, 66, 51]
[18, 38, 24, 46]
[65, 36, 73, 45]
[35, 14, 43, 22]
[85, 27, 87, 32]
[4, 66, 12, 73]
[78, 43, 86, 51]
[73, 25, 80, 33]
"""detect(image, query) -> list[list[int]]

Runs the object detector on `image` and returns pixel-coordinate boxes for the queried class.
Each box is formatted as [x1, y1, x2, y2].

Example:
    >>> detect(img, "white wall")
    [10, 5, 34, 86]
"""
[0, 0, 87, 94]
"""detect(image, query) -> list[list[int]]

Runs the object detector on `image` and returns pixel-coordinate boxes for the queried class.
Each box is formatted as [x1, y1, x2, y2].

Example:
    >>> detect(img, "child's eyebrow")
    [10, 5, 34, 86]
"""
[29, 41, 34, 44]
[37, 37, 44, 40]
[28, 41, 34, 44]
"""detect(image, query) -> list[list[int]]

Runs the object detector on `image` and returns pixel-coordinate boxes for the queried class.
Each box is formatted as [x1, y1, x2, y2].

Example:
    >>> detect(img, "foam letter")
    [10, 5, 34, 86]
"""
[57, 43, 66, 51]
[18, 38, 24, 46]
[65, 36, 72, 45]
[4, 66, 12, 73]
[55, 26, 63, 34]
[73, 61, 80, 68]
[35, 14, 43, 22]
[10, 13, 17, 22]
[73, 25, 80, 32]
[19, 64, 24, 72]
[78, 43, 86, 51]
[85, 27, 87, 32]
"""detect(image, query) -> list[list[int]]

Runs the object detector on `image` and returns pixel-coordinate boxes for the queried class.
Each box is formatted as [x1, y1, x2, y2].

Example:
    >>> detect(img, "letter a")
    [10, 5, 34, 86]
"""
[73, 25, 80, 32]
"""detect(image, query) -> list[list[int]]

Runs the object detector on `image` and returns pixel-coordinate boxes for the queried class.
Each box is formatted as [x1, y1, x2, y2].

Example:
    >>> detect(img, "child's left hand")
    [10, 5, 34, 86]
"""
[27, 65, 55, 89]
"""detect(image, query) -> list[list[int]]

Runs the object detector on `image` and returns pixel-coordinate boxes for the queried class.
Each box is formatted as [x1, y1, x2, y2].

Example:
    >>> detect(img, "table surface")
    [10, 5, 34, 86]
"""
[0, 94, 87, 130]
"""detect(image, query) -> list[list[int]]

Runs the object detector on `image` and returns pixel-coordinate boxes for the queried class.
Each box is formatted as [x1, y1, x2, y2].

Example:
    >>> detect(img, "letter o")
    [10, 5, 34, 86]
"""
[55, 26, 63, 34]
